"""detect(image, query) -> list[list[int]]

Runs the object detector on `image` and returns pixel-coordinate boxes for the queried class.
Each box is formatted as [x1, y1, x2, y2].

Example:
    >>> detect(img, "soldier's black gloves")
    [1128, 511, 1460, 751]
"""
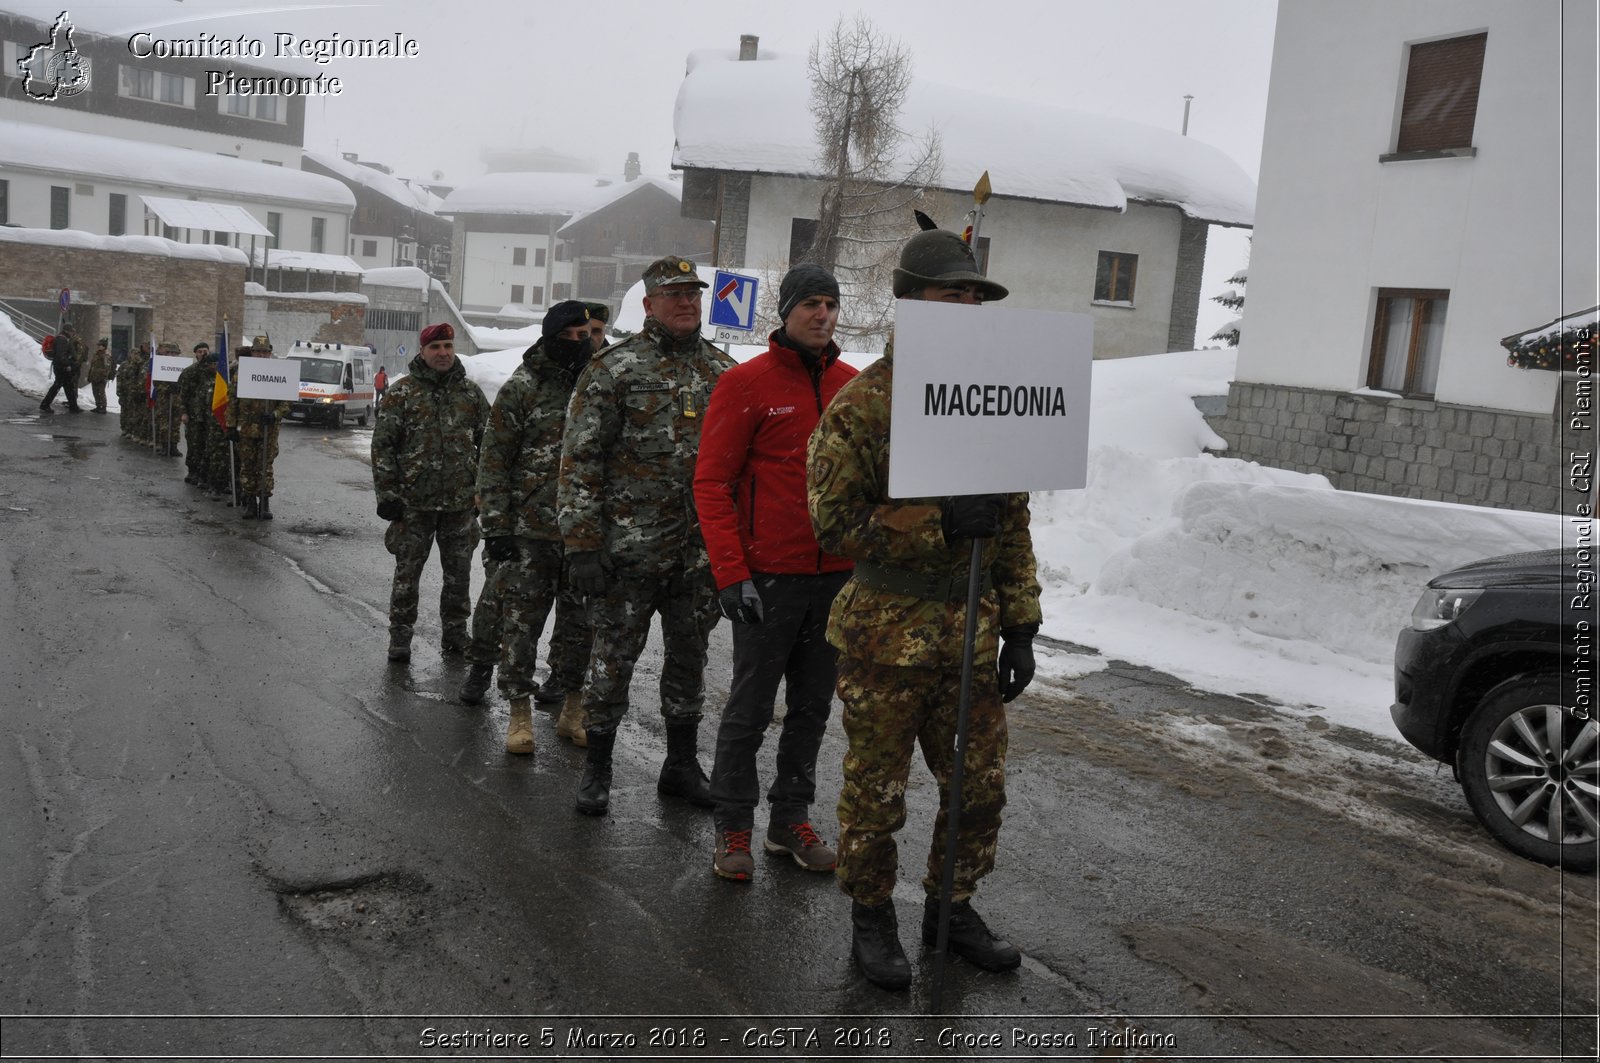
[485, 536, 517, 563]
[567, 550, 609, 597]
[941, 494, 1005, 542]
[997, 625, 1038, 703]
[376, 499, 404, 522]
[718, 579, 764, 625]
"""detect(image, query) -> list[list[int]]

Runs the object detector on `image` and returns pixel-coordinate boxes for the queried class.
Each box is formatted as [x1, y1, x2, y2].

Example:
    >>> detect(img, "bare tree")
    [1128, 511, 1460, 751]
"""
[806, 15, 942, 343]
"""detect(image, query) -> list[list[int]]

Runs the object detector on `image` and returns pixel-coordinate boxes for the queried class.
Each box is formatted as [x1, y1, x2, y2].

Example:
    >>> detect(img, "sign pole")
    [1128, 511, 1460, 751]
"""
[930, 171, 995, 1017]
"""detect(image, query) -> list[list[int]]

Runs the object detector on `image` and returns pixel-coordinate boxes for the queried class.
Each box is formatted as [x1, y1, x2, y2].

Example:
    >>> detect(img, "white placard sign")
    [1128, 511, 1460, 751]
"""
[149, 355, 190, 382]
[887, 300, 1093, 497]
[236, 356, 301, 401]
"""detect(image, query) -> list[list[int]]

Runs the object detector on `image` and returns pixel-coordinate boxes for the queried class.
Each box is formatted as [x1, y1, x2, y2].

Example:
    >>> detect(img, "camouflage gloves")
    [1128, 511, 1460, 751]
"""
[567, 550, 609, 597]
[941, 494, 1005, 541]
[718, 579, 765, 625]
[997, 632, 1036, 703]
[485, 536, 517, 563]
[376, 499, 404, 521]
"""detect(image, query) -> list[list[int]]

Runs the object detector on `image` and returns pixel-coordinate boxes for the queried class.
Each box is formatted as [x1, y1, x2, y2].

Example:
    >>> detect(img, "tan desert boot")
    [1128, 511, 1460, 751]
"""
[505, 697, 535, 755]
[555, 692, 588, 747]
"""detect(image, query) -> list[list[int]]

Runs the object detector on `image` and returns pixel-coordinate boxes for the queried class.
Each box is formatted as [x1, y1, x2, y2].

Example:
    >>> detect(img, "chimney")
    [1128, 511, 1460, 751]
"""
[739, 34, 759, 60]
[624, 152, 641, 181]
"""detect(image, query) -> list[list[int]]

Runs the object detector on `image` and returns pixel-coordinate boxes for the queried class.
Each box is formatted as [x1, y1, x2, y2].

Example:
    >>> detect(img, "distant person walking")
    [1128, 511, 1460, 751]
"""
[40, 325, 82, 413]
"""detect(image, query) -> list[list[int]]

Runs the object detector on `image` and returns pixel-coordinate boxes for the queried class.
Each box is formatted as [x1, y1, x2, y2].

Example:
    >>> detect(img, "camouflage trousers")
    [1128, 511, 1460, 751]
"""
[474, 540, 594, 699]
[581, 564, 719, 735]
[206, 429, 239, 496]
[386, 508, 480, 645]
[237, 424, 280, 496]
[184, 417, 211, 480]
[153, 394, 180, 455]
[834, 654, 1008, 907]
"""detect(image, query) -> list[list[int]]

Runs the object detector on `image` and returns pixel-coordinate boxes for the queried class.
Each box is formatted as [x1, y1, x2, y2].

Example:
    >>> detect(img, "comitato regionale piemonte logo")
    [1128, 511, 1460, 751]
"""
[19, 10, 91, 101]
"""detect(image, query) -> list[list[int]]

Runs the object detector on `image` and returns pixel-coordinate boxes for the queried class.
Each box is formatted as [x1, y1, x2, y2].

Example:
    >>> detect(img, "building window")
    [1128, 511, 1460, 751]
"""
[120, 65, 154, 100]
[1094, 251, 1137, 303]
[789, 218, 819, 263]
[0, 179, 8, 224]
[256, 96, 279, 122]
[552, 283, 571, 300]
[311, 217, 326, 254]
[510, 284, 525, 304]
[159, 72, 187, 105]
[535, 248, 547, 267]
[50, 186, 69, 230]
[267, 212, 282, 249]
[529, 286, 544, 305]
[109, 193, 126, 236]
[1367, 288, 1449, 397]
[1396, 33, 1487, 153]
[163, 225, 177, 241]
[226, 95, 251, 117]
[362, 239, 378, 257]
[512, 246, 527, 266]
[554, 243, 568, 263]
[366, 309, 421, 332]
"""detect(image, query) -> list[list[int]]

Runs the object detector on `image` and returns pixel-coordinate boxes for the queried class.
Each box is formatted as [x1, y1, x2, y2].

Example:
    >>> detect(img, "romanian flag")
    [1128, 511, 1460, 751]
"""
[212, 320, 230, 427]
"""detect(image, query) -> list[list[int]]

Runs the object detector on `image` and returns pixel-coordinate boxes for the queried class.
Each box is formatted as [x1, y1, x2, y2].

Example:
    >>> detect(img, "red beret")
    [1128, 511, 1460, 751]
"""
[419, 322, 454, 346]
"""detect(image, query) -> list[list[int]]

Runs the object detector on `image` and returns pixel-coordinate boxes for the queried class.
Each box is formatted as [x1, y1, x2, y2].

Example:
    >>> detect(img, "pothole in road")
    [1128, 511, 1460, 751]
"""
[276, 870, 432, 939]
[285, 523, 346, 538]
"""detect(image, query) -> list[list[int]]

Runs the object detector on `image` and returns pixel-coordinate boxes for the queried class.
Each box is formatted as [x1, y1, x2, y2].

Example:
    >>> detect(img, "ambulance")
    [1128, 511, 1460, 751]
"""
[285, 341, 377, 427]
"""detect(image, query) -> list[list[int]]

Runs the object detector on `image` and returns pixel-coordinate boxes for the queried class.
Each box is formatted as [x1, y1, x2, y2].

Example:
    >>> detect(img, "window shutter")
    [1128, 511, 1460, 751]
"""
[1397, 33, 1487, 153]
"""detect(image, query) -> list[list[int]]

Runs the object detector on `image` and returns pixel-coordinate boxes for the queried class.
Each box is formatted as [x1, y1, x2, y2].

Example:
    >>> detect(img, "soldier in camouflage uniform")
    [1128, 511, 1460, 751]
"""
[118, 342, 151, 442]
[151, 342, 183, 458]
[558, 255, 735, 816]
[87, 338, 114, 413]
[371, 323, 490, 663]
[462, 301, 595, 755]
[807, 228, 1042, 991]
[176, 342, 216, 487]
[227, 336, 292, 519]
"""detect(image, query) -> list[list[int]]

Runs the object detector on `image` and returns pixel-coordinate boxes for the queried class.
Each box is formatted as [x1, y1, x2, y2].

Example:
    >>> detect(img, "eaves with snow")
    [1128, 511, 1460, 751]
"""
[0, 120, 355, 212]
[302, 150, 443, 214]
[672, 49, 1255, 227]
[439, 172, 683, 228]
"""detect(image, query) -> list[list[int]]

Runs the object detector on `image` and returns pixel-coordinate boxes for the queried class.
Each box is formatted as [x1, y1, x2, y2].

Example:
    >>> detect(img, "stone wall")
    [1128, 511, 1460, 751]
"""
[1167, 215, 1210, 351]
[715, 173, 752, 269]
[244, 292, 367, 348]
[1209, 381, 1563, 513]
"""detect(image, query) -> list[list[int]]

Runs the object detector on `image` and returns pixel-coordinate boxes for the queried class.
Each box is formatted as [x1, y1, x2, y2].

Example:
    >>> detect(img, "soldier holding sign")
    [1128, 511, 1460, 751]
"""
[807, 229, 1041, 991]
[228, 336, 291, 520]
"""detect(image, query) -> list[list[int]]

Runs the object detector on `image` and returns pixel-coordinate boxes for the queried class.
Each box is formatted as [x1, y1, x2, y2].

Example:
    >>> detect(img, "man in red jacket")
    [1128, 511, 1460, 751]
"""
[693, 265, 858, 881]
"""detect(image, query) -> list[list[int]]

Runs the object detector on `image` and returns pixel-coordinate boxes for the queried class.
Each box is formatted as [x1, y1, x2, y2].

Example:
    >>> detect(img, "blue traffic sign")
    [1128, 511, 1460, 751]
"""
[58, 288, 70, 312]
[708, 270, 759, 332]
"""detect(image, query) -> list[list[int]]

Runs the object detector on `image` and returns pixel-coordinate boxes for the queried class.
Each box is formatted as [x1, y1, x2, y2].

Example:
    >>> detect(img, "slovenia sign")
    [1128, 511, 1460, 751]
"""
[887, 300, 1093, 497]
[149, 354, 190, 382]
[236, 357, 302, 401]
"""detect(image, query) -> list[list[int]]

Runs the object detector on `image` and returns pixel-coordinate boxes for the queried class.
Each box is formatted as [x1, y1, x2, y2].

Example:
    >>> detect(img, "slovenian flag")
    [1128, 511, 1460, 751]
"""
[212, 320, 230, 427]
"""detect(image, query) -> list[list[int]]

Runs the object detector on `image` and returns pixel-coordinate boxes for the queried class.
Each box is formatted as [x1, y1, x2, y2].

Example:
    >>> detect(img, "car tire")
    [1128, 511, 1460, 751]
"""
[1457, 674, 1598, 871]
[332, 406, 345, 430]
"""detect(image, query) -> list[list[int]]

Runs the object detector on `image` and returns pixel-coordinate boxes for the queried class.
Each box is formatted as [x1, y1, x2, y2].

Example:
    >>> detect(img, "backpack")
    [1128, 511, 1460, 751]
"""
[41, 334, 55, 358]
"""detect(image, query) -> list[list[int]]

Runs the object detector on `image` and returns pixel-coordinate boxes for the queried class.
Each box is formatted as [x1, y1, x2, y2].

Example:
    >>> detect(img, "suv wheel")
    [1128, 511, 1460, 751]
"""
[1457, 674, 1598, 871]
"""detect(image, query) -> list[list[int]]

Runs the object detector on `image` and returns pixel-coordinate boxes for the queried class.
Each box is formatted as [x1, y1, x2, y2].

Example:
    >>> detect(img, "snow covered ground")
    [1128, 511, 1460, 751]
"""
[1, 312, 1558, 740]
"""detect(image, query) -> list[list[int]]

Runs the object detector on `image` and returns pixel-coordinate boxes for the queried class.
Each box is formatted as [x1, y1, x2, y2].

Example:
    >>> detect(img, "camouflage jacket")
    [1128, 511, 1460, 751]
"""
[87, 346, 114, 385]
[372, 354, 490, 512]
[478, 340, 581, 542]
[558, 318, 735, 574]
[806, 343, 1042, 668]
[176, 354, 216, 421]
[226, 361, 291, 437]
[117, 350, 149, 400]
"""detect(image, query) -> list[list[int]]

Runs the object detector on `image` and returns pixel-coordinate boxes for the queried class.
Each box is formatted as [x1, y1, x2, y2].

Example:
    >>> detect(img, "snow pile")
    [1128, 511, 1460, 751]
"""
[0, 312, 56, 394]
[0, 226, 250, 264]
[363, 267, 431, 290]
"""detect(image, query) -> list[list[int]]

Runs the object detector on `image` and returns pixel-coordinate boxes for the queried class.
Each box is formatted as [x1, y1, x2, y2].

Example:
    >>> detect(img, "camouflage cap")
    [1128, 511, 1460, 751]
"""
[251, 334, 273, 351]
[641, 255, 707, 291]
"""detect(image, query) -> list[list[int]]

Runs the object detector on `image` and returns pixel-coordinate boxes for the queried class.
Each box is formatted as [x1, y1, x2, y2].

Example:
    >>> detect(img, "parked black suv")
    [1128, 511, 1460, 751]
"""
[1391, 548, 1596, 870]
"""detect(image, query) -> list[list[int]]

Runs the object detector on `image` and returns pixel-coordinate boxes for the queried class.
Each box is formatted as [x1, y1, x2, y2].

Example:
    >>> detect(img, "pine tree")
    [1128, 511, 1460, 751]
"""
[1209, 240, 1250, 347]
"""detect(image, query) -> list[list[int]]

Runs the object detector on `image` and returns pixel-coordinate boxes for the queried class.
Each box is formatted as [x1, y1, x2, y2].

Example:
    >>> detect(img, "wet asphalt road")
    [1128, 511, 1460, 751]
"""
[0, 380, 1595, 1061]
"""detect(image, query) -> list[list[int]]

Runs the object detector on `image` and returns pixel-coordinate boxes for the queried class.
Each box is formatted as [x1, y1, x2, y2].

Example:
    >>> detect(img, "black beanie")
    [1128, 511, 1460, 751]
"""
[543, 300, 590, 338]
[777, 264, 840, 321]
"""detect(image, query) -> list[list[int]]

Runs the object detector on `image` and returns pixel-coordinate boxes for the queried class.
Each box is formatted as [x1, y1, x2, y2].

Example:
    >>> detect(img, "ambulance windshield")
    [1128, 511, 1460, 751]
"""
[300, 357, 343, 384]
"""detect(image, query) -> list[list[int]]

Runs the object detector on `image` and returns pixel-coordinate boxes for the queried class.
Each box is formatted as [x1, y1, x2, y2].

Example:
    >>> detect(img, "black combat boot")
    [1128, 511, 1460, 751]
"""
[575, 729, 616, 816]
[258, 495, 273, 520]
[922, 896, 1021, 971]
[532, 676, 565, 704]
[458, 662, 493, 705]
[851, 900, 912, 990]
[657, 719, 713, 808]
[241, 496, 259, 520]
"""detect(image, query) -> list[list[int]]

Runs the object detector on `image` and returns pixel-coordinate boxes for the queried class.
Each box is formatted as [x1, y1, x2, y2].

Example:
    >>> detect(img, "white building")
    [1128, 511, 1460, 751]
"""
[1211, 0, 1597, 513]
[672, 40, 1255, 357]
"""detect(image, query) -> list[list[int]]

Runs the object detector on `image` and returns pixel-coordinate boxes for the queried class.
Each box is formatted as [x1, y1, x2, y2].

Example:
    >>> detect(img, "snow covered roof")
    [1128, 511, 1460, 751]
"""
[0, 120, 354, 212]
[0, 225, 249, 264]
[303, 151, 440, 215]
[440, 172, 682, 219]
[362, 266, 432, 290]
[672, 50, 1255, 227]
[250, 248, 363, 274]
[139, 197, 272, 237]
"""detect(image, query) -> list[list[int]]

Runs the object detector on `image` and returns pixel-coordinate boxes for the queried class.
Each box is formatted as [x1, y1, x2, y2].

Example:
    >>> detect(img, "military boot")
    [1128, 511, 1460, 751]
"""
[922, 896, 1021, 971]
[575, 729, 616, 816]
[555, 692, 587, 747]
[851, 900, 912, 990]
[505, 697, 535, 755]
[258, 495, 273, 520]
[458, 663, 493, 705]
[657, 719, 713, 808]
[241, 496, 259, 520]
[533, 677, 565, 704]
